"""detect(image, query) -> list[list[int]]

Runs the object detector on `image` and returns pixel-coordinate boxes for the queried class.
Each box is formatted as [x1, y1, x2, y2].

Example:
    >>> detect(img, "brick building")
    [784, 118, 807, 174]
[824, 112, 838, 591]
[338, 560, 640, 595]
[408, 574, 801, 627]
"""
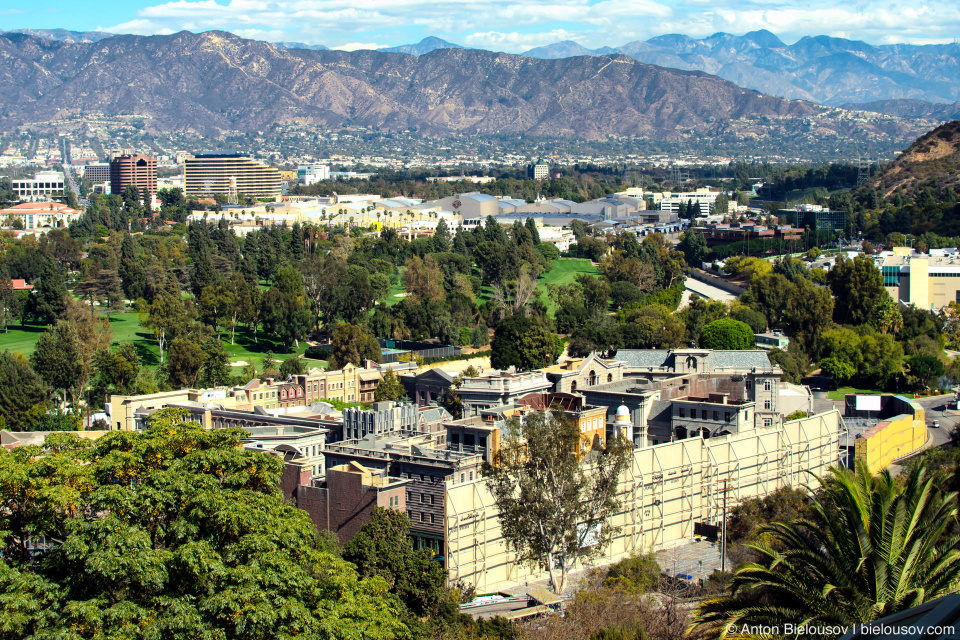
[110, 154, 157, 198]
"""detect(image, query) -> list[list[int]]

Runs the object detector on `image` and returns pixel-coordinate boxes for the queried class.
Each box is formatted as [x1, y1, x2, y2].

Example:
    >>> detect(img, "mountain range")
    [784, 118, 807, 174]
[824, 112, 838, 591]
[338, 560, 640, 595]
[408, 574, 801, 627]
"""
[4, 29, 958, 110]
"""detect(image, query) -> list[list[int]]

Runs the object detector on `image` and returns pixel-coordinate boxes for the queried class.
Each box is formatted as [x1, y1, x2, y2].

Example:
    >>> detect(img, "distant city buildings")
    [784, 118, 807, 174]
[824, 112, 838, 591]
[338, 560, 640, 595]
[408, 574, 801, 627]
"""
[528, 160, 549, 180]
[184, 152, 281, 199]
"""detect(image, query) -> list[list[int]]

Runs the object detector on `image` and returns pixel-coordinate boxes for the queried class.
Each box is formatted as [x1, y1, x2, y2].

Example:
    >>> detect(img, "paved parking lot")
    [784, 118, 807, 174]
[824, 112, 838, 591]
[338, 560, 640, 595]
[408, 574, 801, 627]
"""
[656, 539, 728, 581]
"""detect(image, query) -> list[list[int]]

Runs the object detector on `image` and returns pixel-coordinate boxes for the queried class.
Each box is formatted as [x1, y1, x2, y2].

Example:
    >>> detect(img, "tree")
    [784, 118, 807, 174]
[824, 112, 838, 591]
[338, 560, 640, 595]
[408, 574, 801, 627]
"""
[330, 322, 381, 369]
[344, 507, 456, 623]
[693, 461, 960, 633]
[402, 255, 445, 303]
[699, 318, 754, 350]
[483, 410, 631, 594]
[375, 369, 407, 402]
[30, 323, 85, 408]
[140, 289, 188, 364]
[828, 254, 887, 326]
[819, 356, 856, 384]
[677, 230, 707, 266]
[164, 338, 208, 388]
[30, 264, 68, 325]
[0, 351, 52, 430]
[279, 356, 307, 377]
[0, 409, 405, 639]
[907, 354, 945, 389]
[490, 314, 560, 372]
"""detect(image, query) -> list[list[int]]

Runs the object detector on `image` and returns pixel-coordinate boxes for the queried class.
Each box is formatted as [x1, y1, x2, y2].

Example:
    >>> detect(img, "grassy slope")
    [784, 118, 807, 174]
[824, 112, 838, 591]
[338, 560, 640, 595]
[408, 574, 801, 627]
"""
[536, 258, 599, 315]
[0, 313, 309, 373]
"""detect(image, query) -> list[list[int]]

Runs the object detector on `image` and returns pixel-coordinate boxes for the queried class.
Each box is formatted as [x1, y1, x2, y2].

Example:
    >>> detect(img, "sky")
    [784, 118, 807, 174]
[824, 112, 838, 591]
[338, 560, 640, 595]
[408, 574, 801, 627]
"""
[1, 0, 958, 52]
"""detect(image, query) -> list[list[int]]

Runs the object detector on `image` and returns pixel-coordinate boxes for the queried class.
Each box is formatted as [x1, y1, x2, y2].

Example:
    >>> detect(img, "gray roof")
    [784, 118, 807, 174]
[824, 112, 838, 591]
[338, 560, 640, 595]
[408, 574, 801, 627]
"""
[708, 350, 774, 371]
[614, 350, 672, 368]
[415, 368, 456, 383]
[419, 407, 453, 423]
[464, 193, 497, 203]
[647, 400, 673, 424]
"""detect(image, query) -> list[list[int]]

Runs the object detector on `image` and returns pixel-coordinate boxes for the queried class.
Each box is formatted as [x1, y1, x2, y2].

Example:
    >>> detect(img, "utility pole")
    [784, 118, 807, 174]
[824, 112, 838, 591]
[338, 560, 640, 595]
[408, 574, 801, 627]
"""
[720, 478, 728, 573]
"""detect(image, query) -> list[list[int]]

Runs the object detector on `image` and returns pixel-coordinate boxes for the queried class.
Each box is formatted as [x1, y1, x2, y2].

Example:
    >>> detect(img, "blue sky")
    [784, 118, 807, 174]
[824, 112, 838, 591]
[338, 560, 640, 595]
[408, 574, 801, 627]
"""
[2, 0, 958, 52]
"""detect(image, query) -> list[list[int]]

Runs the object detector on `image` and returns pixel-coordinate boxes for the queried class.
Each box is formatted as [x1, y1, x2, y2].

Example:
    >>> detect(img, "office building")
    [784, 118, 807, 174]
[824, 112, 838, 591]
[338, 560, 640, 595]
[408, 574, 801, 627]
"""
[11, 172, 65, 202]
[528, 161, 549, 180]
[297, 164, 330, 185]
[184, 153, 281, 199]
[110, 154, 157, 198]
[880, 247, 960, 311]
[83, 163, 110, 184]
[456, 369, 553, 416]
[779, 204, 846, 233]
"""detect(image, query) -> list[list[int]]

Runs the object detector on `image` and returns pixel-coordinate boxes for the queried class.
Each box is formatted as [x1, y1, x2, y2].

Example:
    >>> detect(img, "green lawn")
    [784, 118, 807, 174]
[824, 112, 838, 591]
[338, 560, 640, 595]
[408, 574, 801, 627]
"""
[0, 313, 311, 374]
[385, 268, 408, 307]
[536, 258, 599, 315]
[827, 386, 889, 401]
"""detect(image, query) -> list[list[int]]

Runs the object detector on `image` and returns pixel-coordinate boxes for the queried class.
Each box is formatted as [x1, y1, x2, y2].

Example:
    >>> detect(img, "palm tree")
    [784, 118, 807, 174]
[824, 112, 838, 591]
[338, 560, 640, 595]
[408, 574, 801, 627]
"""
[693, 460, 960, 636]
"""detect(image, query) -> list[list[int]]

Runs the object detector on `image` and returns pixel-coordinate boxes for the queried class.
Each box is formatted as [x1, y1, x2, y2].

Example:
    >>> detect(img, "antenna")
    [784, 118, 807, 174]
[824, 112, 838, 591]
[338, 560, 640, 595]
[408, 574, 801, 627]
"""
[856, 155, 870, 187]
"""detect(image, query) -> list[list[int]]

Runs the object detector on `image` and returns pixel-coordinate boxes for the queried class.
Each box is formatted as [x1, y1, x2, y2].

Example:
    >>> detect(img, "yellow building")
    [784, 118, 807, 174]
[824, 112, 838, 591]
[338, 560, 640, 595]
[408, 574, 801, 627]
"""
[443, 411, 841, 593]
[881, 247, 960, 311]
[106, 388, 243, 431]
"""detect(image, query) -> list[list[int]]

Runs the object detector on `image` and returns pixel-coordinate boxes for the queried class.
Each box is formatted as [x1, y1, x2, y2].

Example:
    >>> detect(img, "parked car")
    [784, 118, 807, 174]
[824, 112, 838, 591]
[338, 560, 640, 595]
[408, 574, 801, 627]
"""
[933, 420, 940, 429]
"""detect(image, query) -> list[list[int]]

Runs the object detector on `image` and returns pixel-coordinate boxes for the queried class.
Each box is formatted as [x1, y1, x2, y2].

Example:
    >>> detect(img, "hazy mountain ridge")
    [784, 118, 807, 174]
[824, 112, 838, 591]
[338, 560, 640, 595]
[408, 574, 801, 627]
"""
[11, 27, 958, 107]
[521, 30, 960, 107]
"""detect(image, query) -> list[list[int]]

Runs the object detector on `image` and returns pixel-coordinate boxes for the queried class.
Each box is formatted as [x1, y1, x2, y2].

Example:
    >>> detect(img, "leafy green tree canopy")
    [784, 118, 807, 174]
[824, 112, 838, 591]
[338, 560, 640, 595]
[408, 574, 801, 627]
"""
[699, 318, 755, 350]
[0, 408, 406, 640]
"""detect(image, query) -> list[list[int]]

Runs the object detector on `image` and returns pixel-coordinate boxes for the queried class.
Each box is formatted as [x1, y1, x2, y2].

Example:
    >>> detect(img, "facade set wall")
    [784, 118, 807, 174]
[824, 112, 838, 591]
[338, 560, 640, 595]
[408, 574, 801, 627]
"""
[854, 409, 927, 474]
[442, 411, 841, 593]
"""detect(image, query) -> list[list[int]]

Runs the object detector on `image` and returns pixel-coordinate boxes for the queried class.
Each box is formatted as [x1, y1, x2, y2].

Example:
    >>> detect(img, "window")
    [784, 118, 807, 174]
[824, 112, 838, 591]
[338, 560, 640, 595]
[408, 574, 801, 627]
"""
[421, 493, 426, 503]
[713, 411, 719, 421]
[764, 400, 771, 410]
[763, 380, 771, 391]
[701, 410, 708, 420]
[430, 494, 435, 505]
[420, 512, 426, 522]
[431, 514, 436, 524]
[724, 412, 731, 422]
[745, 379, 752, 391]
[679, 408, 685, 418]
[469, 471, 474, 481]
[763, 418, 773, 427]
[460, 473, 465, 483]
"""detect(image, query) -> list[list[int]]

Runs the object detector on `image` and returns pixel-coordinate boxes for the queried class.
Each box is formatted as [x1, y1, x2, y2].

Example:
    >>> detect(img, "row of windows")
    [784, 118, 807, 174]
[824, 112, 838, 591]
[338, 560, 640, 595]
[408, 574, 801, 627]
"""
[409, 492, 436, 505]
[678, 408, 734, 422]
[580, 417, 601, 433]
[388, 496, 399, 507]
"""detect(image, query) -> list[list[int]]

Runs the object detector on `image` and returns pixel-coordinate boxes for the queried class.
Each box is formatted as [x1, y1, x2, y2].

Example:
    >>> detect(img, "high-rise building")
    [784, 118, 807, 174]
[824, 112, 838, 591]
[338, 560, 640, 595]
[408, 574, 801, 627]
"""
[110, 155, 157, 198]
[184, 153, 281, 199]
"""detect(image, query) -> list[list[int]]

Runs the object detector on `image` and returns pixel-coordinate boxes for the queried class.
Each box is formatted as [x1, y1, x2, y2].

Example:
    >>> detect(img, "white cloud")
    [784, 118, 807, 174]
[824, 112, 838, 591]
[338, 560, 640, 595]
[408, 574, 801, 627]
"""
[99, 0, 960, 52]
[334, 42, 387, 50]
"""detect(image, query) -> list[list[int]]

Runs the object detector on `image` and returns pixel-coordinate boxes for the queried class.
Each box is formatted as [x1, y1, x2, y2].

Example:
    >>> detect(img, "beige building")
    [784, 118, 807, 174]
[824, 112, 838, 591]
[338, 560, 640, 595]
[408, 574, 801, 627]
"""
[296, 364, 381, 405]
[543, 354, 626, 394]
[184, 152, 281, 199]
[105, 388, 244, 431]
[442, 410, 841, 592]
[880, 247, 960, 312]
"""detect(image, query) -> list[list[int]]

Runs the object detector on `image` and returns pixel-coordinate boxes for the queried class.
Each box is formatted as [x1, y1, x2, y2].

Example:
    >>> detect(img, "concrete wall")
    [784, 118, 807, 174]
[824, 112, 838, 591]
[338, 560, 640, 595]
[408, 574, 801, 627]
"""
[442, 410, 841, 593]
